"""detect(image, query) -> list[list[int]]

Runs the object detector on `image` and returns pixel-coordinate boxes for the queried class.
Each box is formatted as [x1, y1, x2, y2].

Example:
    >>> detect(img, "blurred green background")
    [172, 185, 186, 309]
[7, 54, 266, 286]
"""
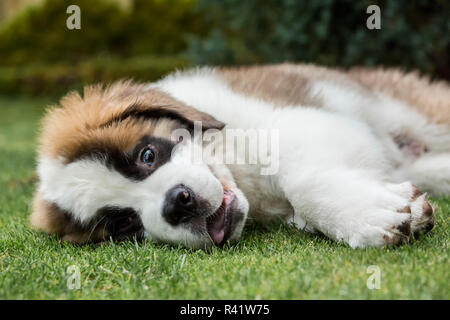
[0, 0, 449, 96]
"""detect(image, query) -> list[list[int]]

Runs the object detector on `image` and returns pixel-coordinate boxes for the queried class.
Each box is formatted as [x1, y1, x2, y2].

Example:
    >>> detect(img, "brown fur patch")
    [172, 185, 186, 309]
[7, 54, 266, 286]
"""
[348, 68, 450, 124]
[220, 64, 450, 126]
[30, 193, 108, 244]
[411, 185, 424, 201]
[218, 64, 323, 107]
[422, 199, 434, 218]
[397, 206, 411, 214]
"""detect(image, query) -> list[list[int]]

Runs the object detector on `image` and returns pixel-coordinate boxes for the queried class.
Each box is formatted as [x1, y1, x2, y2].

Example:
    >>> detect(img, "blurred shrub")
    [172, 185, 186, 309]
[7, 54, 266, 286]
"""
[1, 0, 449, 96]
[0, 0, 199, 95]
[127, 0, 206, 56]
[0, 0, 201, 66]
[0, 0, 126, 66]
[0, 55, 189, 96]
[188, 0, 450, 80]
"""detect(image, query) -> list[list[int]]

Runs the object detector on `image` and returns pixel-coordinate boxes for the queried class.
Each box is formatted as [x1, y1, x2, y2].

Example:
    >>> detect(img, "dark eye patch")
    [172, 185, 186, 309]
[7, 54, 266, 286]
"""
[100, 135, 176, 181]
[95, 206, 144, 241]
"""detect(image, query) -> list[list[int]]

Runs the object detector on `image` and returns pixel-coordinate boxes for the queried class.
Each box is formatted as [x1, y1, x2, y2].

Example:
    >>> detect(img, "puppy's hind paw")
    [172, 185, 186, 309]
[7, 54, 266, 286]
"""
[384, 184, 435, 245]
[409, 186, 435, 237]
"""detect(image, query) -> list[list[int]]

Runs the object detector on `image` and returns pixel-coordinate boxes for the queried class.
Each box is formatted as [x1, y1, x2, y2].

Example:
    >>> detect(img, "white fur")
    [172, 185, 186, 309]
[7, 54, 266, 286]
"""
[147, 68, 447, 247]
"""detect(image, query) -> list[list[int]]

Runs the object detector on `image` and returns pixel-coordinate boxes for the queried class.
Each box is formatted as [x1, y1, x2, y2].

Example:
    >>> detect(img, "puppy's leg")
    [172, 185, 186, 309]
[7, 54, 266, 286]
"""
[280, 168, 435, 248]
[310, 77, 450, 196]
[395, 152, 450, 196]
[389, 120, 450, 196]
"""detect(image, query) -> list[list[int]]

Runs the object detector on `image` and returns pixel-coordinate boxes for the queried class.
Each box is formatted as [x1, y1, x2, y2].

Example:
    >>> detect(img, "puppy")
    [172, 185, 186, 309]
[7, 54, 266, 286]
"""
[31, 64, 450, 248]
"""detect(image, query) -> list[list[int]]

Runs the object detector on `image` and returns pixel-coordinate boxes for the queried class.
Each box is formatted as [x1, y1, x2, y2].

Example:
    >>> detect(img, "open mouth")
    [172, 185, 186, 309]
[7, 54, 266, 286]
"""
[206, 190, 236, 246]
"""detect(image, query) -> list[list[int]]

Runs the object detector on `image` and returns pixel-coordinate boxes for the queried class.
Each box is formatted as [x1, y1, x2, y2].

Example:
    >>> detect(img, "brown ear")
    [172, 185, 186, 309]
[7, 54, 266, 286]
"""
[103, 87, 226, 131]
[148, 102, 226, 131]
[30, 193, 108, 244]
[39, 81, 226, 160]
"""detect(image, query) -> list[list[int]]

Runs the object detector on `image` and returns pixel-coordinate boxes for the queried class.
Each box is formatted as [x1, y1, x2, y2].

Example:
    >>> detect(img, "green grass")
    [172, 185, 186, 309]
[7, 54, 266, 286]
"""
[0, 95, 449, 300]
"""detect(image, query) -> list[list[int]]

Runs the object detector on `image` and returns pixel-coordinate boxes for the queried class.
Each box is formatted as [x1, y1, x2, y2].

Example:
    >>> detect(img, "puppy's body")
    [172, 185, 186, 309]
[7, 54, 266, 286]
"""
[32, 64, 449, 248]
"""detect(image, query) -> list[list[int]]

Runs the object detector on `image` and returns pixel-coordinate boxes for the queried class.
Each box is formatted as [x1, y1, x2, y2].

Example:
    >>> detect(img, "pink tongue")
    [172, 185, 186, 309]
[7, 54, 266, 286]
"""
[208, 210, 225, 245]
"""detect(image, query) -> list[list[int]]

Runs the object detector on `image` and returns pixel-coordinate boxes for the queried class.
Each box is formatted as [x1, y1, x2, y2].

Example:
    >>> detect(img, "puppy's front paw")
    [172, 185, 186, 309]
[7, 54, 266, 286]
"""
[347, 183, 435, 248]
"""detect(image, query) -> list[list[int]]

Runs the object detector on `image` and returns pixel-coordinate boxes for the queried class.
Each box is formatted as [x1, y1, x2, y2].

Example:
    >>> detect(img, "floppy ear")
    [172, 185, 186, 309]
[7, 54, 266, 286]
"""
[104, 87, 226, 131]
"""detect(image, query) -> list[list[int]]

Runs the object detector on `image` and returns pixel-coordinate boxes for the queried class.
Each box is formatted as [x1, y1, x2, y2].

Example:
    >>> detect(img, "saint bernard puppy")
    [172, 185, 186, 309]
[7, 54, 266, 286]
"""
[31, 64, 450, 248]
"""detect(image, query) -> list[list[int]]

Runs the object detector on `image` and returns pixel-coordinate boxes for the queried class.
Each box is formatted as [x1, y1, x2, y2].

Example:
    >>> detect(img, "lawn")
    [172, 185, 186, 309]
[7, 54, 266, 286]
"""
[0, 95, 449, 299]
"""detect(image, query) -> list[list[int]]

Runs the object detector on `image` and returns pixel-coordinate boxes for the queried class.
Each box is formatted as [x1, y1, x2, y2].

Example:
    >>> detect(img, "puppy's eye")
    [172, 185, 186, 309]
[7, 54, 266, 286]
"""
[140, 147, 155, 166]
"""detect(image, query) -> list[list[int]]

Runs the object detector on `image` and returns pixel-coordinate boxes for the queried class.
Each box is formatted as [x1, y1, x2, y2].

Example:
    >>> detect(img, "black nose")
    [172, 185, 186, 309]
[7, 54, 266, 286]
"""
[163, 185, 197, 225]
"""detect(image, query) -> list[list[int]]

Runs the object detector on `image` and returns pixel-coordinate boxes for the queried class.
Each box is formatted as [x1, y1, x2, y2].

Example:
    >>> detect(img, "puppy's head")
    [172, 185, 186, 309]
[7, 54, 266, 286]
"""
[31, 81, 249, 248]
